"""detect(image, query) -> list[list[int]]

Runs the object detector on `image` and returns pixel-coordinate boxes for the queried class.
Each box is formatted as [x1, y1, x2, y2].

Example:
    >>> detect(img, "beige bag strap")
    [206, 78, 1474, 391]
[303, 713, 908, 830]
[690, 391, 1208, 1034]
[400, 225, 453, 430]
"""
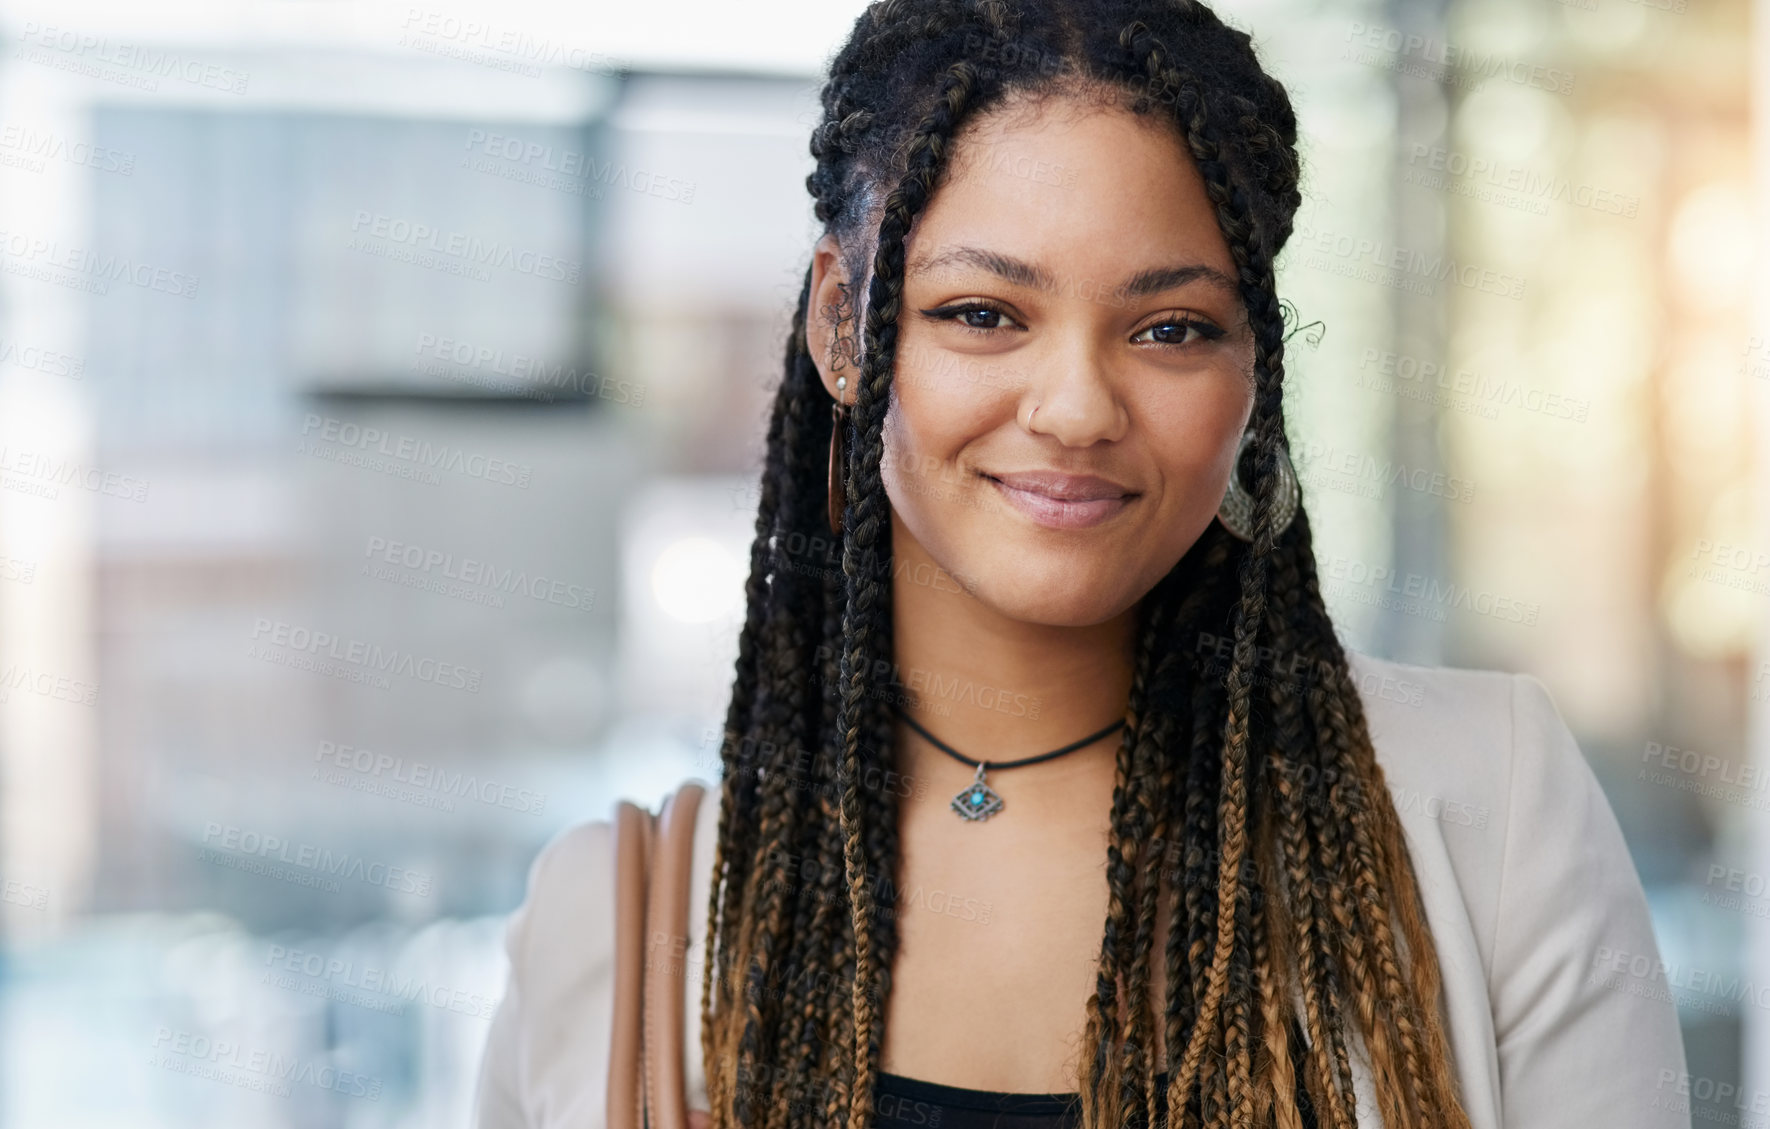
[609, 801, 654, 1129]
[609, 781, 706, 1129]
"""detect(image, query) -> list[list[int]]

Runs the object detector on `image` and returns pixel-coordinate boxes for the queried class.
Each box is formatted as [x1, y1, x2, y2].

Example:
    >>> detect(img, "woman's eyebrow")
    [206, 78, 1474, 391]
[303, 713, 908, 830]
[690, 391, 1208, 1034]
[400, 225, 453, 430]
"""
[905, 244, 1240, 300]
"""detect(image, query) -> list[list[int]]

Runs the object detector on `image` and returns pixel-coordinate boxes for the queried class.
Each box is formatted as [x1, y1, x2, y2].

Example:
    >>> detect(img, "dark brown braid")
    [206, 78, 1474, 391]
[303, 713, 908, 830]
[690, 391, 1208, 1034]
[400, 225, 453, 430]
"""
[700, 3, 1473, 1128]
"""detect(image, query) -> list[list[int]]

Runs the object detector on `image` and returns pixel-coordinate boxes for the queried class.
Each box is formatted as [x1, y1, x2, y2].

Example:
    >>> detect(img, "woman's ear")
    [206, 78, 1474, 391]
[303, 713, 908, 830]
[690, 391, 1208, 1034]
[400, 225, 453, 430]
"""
[807, 232, 859, 404]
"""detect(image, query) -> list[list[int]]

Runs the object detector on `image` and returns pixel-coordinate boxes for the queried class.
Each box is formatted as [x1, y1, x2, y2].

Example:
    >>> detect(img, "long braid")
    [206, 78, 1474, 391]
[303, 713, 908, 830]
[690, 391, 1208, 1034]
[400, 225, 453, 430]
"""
[1252, 811, 1305, 1129]
[1076, 590, 1156, 1129]
[835, 55, 984, 1129]
[706, 264, 823, 1124]
[1292, 521, 1463, 1125]
[1322, 644, 1462, 1127]
[1097, 581, 1174, 1129]
[701, 6, 1478, 1129]
[1161, 534, 1233, 1129]
[1248, 505, 1333, 1129]
[1122, 584, 1183, 1129]
[1259, 508, 1355, 1129]
[1132, 16, 1286, 1120]
[1290, 516, 1414, 1129]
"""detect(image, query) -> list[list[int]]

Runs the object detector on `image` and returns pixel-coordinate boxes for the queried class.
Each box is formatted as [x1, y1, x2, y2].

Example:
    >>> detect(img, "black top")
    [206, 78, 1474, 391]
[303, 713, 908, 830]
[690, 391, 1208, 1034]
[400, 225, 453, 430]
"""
[873, 1070, 1105, 1129]
[873, 1065, 1318, 1129]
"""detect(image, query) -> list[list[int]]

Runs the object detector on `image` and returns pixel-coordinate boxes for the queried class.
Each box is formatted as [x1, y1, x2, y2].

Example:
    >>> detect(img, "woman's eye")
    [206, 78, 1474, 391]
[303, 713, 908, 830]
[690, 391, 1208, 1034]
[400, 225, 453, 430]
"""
[920, 302, 1023, 334]
[1134, 318, 1226, 347]
[919, 304, 1226, 347]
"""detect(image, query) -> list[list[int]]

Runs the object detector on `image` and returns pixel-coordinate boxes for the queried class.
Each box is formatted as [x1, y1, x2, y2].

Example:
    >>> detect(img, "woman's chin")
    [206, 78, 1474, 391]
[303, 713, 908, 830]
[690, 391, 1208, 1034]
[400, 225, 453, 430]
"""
[967, 563, 1145, 628]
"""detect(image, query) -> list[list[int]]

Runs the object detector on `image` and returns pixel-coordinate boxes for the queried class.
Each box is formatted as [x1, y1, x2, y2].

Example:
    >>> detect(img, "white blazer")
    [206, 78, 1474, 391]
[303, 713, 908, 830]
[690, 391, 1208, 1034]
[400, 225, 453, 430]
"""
[472, 649, 1690, 1128]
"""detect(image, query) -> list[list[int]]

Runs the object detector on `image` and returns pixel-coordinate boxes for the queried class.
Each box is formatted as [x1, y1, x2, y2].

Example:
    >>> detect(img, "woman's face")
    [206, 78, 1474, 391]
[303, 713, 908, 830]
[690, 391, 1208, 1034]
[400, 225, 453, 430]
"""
[808, 90, 1257, 627]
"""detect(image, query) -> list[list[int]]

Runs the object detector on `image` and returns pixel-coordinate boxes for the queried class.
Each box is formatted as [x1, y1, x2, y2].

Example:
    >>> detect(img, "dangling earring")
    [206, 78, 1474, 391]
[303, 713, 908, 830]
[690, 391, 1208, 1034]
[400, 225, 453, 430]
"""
[1217, 427, 1300, 541]
[828, 375, 849, 536]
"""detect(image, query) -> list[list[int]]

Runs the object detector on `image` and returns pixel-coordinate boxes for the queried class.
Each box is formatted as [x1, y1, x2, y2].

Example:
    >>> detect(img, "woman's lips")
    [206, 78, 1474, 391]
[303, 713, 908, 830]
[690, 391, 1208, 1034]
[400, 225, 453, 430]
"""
[985, 474, 1135, 529]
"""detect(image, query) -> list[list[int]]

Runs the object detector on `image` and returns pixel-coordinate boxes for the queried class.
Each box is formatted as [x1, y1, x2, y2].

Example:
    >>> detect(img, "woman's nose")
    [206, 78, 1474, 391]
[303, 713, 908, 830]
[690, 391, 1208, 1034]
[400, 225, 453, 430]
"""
[1023, 340, 1127, 446]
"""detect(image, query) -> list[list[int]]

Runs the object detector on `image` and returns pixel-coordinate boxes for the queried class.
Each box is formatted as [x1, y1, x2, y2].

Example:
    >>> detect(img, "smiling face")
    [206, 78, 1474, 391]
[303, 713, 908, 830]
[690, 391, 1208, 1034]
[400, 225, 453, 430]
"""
[807, 87, 1257, 628]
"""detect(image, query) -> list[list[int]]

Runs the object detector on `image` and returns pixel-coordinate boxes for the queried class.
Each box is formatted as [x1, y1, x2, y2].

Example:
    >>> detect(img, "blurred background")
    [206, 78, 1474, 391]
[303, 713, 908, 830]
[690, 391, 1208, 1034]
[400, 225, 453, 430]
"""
[0, 0, 1761, 1123]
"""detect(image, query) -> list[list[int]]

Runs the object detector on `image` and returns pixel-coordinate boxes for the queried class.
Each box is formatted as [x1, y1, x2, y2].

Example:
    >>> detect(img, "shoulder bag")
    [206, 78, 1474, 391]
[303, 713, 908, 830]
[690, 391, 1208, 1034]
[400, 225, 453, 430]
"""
[608, 780, 706, 1129]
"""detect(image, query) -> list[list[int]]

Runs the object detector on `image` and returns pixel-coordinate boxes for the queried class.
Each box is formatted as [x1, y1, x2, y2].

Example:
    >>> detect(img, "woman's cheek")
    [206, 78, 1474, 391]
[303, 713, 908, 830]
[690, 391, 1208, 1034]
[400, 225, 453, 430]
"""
[882, 367, 965, 496]
[881, 421, 937, 518]
[879, 397, 970, 560]
[878, 403, 923, 519]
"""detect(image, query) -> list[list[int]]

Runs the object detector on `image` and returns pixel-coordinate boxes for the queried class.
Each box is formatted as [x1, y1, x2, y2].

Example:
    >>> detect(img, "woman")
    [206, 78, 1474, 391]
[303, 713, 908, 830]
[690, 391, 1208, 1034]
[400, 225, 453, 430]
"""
[474, 1, 1688, 1126]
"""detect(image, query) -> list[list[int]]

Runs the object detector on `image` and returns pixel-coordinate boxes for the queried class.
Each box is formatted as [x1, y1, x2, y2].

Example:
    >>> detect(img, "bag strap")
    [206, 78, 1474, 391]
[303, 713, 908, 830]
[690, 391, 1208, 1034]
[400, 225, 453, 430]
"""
[609, 800, 654, 1129]
[645, 782, 704, 1129]
[609, 781, 706, 1129]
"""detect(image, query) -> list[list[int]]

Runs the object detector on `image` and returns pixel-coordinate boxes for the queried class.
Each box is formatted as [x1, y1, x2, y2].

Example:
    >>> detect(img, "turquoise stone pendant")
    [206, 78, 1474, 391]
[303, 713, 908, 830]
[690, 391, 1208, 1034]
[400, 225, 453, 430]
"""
[952, 762, 1004, 821]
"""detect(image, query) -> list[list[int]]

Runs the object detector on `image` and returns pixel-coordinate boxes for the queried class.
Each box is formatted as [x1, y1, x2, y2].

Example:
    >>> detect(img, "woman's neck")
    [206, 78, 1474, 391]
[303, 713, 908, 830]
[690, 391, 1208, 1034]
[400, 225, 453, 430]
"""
[886, 518, 1138, 820]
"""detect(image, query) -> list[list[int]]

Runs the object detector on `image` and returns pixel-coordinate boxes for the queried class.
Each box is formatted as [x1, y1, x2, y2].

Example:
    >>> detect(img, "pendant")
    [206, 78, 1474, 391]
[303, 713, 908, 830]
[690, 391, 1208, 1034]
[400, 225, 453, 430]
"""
[951, 762, 1004, 821]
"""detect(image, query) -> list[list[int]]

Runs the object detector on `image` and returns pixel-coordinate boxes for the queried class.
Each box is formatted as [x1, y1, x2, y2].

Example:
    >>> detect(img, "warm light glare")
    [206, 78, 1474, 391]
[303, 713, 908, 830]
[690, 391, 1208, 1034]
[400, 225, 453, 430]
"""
[649, 536, 744, 623]
[1670, 179, 1753, 312]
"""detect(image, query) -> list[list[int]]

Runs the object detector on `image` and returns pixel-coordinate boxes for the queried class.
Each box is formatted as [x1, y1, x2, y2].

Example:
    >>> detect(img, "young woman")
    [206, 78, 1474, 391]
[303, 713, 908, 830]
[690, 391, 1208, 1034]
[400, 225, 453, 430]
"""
[474, 2, 1688, 1127]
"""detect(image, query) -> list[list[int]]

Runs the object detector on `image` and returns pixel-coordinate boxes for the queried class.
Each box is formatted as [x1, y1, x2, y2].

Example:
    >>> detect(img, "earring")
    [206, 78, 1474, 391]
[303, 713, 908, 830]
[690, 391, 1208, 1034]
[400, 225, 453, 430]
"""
[827, 376, 848, 536]
[1217, 427, 1299, 542]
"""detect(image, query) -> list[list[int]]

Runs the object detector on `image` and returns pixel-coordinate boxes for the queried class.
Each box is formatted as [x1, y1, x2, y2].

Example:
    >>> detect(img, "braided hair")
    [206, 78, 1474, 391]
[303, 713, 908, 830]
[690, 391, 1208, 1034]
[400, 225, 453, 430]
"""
[699, 3, 1474, 1127]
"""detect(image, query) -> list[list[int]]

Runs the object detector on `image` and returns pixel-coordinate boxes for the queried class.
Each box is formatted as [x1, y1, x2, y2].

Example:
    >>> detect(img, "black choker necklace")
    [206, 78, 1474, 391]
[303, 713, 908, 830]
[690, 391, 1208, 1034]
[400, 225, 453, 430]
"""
[888, 702, 1127, 822]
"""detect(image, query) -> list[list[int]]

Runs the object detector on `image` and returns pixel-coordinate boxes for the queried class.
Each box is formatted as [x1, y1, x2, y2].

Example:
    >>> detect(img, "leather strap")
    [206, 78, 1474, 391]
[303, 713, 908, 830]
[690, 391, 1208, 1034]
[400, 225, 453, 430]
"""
[609, 801, 655, 1129]
[609, 781, 705, 1129]
[645, 783, 704, 1129]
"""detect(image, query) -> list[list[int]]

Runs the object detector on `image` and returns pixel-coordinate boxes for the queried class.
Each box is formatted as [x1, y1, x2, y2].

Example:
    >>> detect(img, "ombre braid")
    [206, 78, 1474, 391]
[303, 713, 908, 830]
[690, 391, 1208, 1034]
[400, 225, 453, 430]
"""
[699, 3, 1474, 1128]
